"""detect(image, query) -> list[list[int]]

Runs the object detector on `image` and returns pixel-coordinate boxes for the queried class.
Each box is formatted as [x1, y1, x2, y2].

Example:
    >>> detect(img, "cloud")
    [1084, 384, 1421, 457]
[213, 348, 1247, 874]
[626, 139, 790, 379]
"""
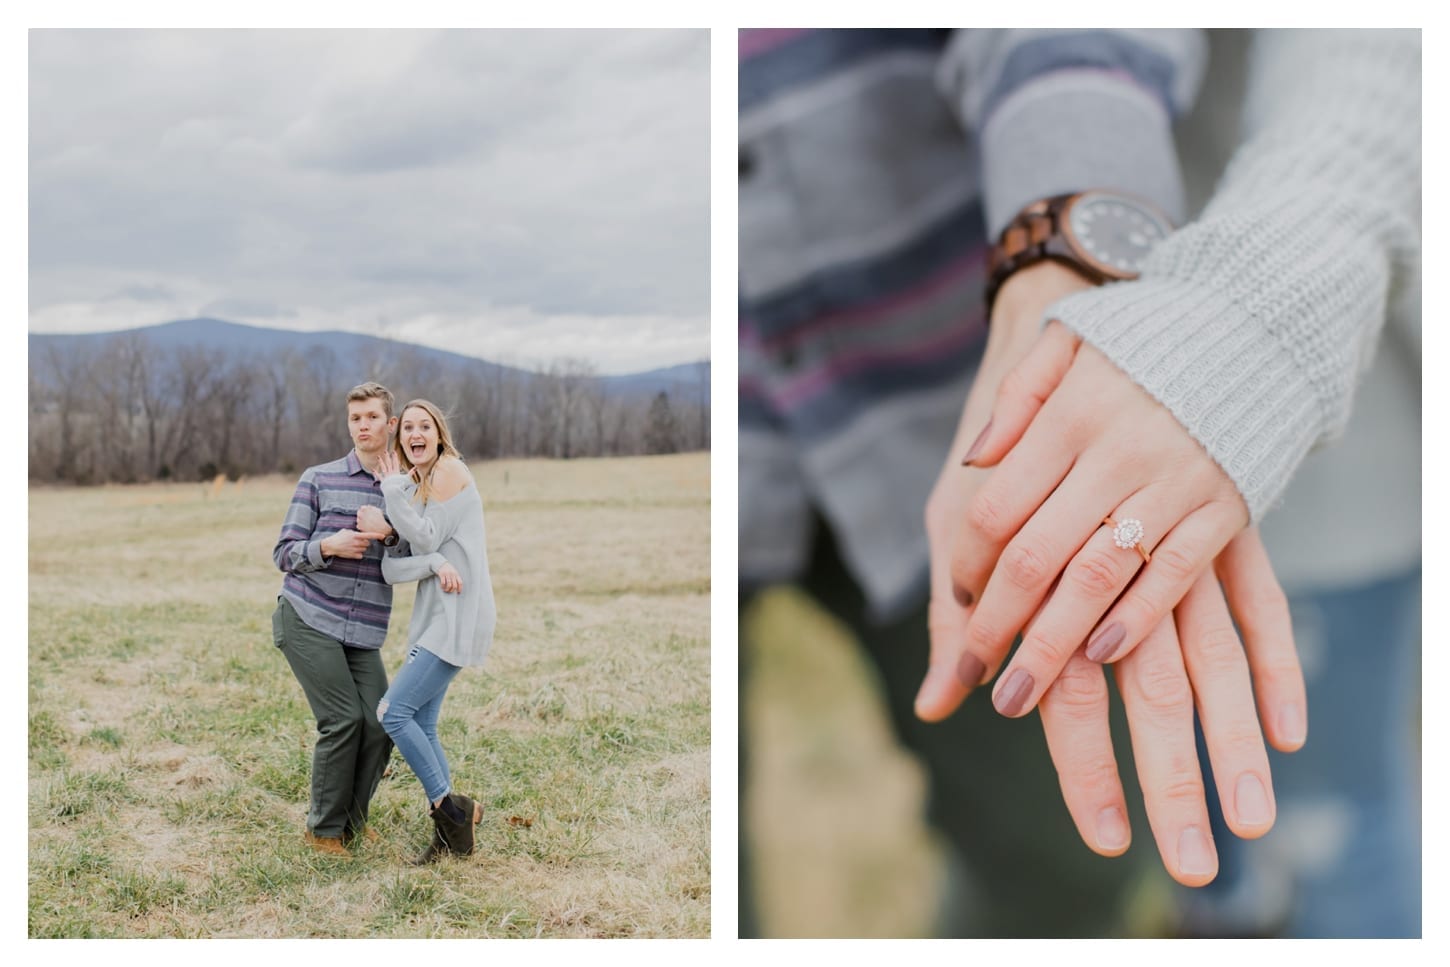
[27, 28, 709, 374]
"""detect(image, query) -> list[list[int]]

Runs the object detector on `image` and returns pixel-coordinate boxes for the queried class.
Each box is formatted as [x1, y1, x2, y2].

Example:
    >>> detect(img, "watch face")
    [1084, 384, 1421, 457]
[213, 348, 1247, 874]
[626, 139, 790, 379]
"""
[1064, 191, 1172, 279]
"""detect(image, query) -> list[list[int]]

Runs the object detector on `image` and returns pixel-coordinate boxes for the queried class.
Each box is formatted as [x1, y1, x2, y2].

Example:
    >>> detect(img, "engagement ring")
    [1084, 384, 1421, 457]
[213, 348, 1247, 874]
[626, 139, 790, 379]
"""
[1103, 516, 1151, 564]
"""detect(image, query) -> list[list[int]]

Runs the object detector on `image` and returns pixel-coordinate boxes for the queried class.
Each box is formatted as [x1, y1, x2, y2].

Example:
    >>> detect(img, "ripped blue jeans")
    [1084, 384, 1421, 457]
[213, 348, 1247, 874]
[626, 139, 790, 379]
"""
[377, 645, 461, 804]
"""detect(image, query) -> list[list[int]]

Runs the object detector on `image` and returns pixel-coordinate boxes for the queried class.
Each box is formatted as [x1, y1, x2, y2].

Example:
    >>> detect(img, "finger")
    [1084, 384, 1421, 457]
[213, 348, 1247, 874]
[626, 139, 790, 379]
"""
[1039, 646, 1131, 856]
[918, 465, 992, 722]
[1114, 613, 1218, 886]
[990, 480, 1213, 718]
[962, 321, 1080, 468]
[1215, 528, 1306, 752]
[1085, 502, 1242, 666]
[359, 531, 388, 542]
[918, 571, 982, 723]
[1176, 569, 1276, 839]
[948, 391, 1079, 619]
[965, 457, 1128, 715]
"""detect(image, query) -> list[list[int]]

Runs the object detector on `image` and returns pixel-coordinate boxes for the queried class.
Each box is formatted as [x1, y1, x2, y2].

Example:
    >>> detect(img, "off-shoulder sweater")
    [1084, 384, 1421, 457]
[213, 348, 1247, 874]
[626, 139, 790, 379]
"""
[380, 470, 497, 667]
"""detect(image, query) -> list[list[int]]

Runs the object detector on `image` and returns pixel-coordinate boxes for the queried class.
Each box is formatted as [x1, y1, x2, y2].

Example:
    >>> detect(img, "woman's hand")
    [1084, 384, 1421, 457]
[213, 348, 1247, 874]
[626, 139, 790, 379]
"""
[436, 561, 464, 594]
[375, 448, 404, 480]
[950, 321, 1251, 719]
[1039, 527, 1304, 885]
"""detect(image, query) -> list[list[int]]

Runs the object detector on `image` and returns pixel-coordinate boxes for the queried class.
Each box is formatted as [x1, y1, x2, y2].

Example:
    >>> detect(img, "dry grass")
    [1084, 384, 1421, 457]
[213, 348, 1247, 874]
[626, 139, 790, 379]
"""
[740, 589, 943, 938]
[28, 453, 709, 938]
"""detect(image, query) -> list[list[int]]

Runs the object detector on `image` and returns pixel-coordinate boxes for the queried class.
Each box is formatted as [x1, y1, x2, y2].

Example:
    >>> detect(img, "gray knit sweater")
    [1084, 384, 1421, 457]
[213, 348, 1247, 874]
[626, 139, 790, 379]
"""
[381, 470, 497, 668]
[1047, 29, 1421, 521]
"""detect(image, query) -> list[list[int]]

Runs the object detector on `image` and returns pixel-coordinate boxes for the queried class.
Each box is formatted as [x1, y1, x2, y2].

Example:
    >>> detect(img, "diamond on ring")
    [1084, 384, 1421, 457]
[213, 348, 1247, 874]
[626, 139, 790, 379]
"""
[1112, 518, 1145, 550]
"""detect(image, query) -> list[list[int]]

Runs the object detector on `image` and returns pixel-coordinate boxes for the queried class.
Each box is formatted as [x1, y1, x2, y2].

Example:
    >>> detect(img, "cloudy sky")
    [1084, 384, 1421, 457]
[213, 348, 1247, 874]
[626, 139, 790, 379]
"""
[28, 29, 709, 374]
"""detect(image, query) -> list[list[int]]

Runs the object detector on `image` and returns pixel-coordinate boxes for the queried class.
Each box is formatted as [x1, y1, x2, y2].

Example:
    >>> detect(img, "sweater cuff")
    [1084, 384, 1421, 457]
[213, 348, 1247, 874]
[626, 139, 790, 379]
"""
[1047, 278, 1322, 521]
[974, 69, 1186, 238]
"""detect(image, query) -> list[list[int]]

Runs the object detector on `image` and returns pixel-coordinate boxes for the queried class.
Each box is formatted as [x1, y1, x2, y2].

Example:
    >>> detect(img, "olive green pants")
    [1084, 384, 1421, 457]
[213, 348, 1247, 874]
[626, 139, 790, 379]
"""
[272, 597, 392, 839]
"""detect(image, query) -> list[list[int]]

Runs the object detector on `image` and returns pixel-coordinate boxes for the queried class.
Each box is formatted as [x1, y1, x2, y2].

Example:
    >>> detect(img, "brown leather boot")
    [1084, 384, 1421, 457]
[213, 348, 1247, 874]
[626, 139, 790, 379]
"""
[304, 830, 351, 858]
[344, 825, 380, 847]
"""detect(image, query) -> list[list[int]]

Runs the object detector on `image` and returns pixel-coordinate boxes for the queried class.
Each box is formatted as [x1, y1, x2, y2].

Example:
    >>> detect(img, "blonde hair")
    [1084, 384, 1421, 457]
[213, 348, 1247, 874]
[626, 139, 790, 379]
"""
[393, 398, 461, 504]
[345, 381, 395, 418]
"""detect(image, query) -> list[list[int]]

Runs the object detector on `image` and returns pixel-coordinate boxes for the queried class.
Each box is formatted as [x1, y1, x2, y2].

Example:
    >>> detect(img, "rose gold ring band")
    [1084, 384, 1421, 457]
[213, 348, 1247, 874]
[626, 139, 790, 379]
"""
[1103, 516, 1151, 565]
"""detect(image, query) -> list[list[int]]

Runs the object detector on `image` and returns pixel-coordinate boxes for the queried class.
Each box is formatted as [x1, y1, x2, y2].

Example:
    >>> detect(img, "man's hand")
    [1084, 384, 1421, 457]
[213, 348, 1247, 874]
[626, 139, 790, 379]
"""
[917, 261, 1094, 721]
[321, 528, 386, 560]
[356, 504, 392, 539]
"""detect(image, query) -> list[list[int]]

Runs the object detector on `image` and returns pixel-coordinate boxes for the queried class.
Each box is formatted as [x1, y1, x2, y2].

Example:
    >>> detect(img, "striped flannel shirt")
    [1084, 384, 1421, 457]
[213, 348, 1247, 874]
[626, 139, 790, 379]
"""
[273, 449, 401, 649]
[738, 28, 1204, 621]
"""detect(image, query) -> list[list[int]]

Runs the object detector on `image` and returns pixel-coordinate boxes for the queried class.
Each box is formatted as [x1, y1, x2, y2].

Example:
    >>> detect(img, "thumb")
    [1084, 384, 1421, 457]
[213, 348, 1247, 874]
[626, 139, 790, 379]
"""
[915, 592, 984, 722]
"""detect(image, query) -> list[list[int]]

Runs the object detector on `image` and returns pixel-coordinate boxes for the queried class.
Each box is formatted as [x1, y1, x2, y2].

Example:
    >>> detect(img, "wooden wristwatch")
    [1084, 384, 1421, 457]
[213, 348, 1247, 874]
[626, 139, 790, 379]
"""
[985, 190, 1172, 312]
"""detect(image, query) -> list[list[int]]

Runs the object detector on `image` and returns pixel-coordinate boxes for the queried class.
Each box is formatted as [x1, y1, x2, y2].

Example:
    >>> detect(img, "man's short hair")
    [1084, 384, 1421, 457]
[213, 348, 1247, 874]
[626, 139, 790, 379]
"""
[346, 382, 395, 418]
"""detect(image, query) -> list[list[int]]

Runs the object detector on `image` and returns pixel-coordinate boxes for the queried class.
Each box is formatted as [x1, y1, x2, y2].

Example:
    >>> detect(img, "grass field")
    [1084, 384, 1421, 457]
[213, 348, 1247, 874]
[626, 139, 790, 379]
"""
[28, 453, 709, 939]
[740, 589, 943, 938]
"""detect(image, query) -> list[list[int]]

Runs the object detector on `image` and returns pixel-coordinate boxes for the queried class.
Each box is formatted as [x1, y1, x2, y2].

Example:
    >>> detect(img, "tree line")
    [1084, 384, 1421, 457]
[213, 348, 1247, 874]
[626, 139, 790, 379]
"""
[28, 331, 710, 485]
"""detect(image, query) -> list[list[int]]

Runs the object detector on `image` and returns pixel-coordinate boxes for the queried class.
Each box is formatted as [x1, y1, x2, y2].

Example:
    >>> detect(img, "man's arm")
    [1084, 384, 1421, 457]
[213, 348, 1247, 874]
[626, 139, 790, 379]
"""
[272, 471, 381, 571]
[273, 473, 329, 573]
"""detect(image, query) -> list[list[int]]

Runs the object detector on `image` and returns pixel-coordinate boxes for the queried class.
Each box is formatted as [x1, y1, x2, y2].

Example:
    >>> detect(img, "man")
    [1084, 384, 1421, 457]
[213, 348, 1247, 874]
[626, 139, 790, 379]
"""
[271, 381, 405, 857]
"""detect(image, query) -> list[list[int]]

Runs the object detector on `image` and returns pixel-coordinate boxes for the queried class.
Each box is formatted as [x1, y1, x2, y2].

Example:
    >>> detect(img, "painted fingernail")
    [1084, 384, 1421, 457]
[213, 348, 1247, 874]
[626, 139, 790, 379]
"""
[961, 418, 993, 465]
[956, 651, 986, 688]
[1085, 622, 1126, 663]
[952, 584, 974, 607]
[1278, 702, 1307, 747]
[1177, 826, 1216, 877]
[1235, 773, 1272, 828]
[1095, 806, 1130, 851]
[993, 668, 1034, 717]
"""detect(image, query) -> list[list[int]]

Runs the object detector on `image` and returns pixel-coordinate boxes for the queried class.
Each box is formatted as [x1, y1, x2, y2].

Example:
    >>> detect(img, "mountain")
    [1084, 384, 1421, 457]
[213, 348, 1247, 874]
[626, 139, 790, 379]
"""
[28, 318, 708, 400]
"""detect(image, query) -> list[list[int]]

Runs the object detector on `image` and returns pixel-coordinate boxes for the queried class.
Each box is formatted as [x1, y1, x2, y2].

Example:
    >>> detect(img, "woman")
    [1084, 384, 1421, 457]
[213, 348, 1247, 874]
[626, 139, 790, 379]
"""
[365, 398, 497, 863]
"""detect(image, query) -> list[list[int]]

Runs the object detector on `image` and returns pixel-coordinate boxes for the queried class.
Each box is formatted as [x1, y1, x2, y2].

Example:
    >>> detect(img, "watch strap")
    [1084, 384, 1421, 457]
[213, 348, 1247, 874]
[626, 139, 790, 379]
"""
[985, 193, 1105, 313]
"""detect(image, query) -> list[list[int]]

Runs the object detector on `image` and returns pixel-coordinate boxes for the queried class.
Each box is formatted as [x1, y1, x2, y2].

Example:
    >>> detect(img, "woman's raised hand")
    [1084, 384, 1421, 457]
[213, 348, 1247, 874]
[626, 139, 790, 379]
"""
[949, 321, 1252, 720]
[375, 448, 402, 480]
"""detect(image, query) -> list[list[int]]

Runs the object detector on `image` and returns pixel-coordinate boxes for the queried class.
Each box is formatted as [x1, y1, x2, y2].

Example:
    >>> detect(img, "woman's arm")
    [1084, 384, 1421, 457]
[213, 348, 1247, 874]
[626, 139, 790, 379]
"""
[380, 457, 473, 553]
[380, 551, 448, 586]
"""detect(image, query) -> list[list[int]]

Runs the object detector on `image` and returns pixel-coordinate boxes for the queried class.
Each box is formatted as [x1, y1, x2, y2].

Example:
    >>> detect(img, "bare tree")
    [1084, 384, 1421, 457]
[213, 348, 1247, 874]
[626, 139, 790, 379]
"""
[645, 391, 677, 455]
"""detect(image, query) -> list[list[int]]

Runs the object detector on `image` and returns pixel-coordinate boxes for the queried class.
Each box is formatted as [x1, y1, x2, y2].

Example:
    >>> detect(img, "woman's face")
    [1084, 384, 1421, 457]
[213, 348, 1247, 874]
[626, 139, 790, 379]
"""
[398, 406, 442, 471]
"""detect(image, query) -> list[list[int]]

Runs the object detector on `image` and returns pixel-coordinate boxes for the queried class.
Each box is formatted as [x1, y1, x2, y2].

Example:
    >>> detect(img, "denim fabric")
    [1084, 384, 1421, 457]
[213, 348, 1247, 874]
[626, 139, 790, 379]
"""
[1184, 566, 1422, 937]
[378, 644, 461, 804]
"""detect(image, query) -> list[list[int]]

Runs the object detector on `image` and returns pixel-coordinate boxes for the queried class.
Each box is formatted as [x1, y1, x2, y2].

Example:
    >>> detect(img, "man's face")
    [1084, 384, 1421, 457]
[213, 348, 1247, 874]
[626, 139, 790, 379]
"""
[347, 398, 396, 457]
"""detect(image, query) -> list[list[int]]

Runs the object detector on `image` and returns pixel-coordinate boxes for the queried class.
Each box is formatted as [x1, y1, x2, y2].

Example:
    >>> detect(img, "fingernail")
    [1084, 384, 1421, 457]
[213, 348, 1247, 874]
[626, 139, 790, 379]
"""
[993, 668, 1034, 717]
[961, 418, 993, 465]
[956, 651, 986, 689]
[952, 584, 974, 607]
[1177, 826, 1216, 877]
[1095, 807, 1130, 851]
[1235, 773, 1272, 828]
[1085, 622, 1126, 663]
[1278, 702, 1307, 747]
